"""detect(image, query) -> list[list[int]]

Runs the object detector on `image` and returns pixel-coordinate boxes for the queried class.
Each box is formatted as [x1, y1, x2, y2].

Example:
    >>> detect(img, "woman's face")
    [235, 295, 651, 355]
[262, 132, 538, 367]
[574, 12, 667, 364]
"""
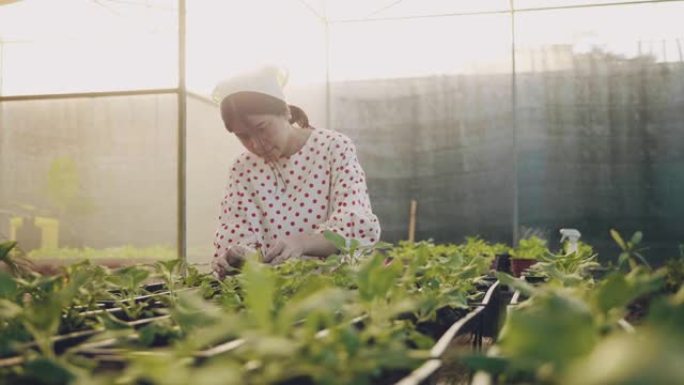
[225, 113, 290, 161]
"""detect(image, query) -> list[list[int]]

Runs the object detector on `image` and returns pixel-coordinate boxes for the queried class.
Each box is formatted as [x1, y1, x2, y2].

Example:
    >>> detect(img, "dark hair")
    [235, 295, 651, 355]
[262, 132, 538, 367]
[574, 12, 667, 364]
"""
[220, 91, 310, 130]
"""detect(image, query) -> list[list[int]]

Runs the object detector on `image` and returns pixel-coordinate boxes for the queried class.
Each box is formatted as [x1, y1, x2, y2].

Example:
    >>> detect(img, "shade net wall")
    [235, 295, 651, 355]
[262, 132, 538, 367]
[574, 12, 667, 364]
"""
[328, 2, 684, 264]
[327, 13, 514, 245]
[0, 95, 178, 258]
[329, 75, 514, 245]
[514, 4, 684, 262]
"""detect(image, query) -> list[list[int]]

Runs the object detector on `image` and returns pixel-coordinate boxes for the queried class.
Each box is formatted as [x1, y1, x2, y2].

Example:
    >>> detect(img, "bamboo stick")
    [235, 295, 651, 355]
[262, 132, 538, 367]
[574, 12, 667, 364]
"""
[408, 199, 417, 242]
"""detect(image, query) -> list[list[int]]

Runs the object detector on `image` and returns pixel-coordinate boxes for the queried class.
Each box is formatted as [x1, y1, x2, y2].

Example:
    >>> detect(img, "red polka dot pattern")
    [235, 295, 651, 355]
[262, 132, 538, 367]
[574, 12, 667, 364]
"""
[212, 127, 381, 257]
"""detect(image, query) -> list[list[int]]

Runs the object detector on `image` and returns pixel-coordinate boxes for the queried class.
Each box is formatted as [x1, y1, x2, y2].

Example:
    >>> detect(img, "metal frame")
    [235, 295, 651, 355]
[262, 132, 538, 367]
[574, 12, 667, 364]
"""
[177, 0, 187, 268]
[510, 0, 519, 247]
[0, 1, 190, 265]
[327, 0, 684, 23]
[0, 88, 178, 102]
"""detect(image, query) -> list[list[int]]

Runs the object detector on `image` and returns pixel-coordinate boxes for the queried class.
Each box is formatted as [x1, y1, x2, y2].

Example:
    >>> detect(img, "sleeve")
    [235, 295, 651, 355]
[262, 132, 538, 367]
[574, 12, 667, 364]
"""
[212, 161, 264, 258]
[315, 138, 381, 247]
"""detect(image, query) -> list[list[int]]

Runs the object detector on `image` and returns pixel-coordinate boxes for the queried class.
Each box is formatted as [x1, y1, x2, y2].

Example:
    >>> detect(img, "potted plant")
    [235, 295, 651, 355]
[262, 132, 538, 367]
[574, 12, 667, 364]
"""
[510, 236, 548, 277]
[0, 240, 32, 276]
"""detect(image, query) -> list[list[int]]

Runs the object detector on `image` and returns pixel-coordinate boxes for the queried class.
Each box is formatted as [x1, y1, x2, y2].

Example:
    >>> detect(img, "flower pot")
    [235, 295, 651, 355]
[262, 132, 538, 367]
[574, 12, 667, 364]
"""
[511, 259, 537, 277]
[492, 253, 512, 274]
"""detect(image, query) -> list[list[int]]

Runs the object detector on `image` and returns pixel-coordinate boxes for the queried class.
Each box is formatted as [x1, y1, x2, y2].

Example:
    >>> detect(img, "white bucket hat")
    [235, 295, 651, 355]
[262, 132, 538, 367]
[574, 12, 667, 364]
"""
[212, 66, 289, 105]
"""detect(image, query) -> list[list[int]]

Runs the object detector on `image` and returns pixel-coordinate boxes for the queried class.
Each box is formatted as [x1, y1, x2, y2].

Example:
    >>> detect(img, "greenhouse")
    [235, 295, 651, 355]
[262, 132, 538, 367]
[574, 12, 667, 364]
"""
[0, 0, 683, 384]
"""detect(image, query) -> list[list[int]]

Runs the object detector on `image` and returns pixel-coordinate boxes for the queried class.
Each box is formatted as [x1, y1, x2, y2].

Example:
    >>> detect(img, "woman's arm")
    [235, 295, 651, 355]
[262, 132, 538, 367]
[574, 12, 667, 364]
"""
[313, 137, 381, 245]
[265, 136, 380, 264]
[212, 158, 264, 276]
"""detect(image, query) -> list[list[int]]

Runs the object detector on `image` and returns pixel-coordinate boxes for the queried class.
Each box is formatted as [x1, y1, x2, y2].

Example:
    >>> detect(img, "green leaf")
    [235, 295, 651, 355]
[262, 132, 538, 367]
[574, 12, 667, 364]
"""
[356, 254, 401, 302]
[339, 327, 361, 356]
[0, 241, 17, 261]
[0, 271, 17, 298]
[171, 290, 223, 333]
[280, 286, 348, 333]
[594, 270, 664, 315]
[646, 289, 684, 337]
[24, 297, 63, 337]
[495, 272, 538, 297]
[241, 261, 275, 331]
[610, 229, 627, 250]
[633, 251, 651, 269]
[109, 266, 150, 293]
[462, 355, 510, 374]
[24, 358, 76, 385]
[618, 252, 630, 268]
[594, 273, 631, 314]
[560, 329, 684, 385]
[252, 335, 298, 357]
[0, 298, 22, 318]
[499, 292, 597, 371]
[323, 230, 347, 251]
[155, 259, 181, 277]
[374, 241, 393, 250]
[60, 270, 91, 304]
[630, 231, 643, 246]
[137, 320, 179, 347]
[100, 312, 132, 331]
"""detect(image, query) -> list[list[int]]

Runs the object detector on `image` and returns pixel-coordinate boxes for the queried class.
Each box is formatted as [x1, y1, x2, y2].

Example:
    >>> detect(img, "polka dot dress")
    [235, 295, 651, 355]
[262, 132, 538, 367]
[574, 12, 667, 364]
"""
[213, 127, 381, 258]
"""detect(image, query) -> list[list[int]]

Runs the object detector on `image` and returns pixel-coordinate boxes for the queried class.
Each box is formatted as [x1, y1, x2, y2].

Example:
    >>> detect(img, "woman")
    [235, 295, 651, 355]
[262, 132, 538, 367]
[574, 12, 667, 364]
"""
[211, 67, 380, 279]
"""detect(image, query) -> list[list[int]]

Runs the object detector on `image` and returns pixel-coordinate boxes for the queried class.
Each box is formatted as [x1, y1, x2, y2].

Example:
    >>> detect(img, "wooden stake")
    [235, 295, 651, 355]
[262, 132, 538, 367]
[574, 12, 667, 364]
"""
[408, 199, 417, 243]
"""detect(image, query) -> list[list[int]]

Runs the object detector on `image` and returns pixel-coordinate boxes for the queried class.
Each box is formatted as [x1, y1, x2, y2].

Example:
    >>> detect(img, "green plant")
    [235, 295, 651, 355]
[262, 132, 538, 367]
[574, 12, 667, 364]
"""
[464, 233, 671, 385]
[663, 256, 684, 293]
[460, 236, 508, 260]
[610, 229, 650, 271]
[0, 236, 523, 384]
[104, 265, 153, 320]
[154, 259, 184, 304]
[528, 243, 600, 285]
[0, 240, 31, 277]
[561, 287, 684, 385]
[323, 230, 391, 264]
[0, 269, 90, 359]
[510, 236, 549, 260]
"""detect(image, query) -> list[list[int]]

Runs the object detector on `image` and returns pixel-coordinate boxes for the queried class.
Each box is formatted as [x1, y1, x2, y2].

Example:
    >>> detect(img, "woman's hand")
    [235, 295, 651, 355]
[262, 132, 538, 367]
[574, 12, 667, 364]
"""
[212, 244, 256, 279]
[263, 233, 338, 265]
[263, 235, 308, 265]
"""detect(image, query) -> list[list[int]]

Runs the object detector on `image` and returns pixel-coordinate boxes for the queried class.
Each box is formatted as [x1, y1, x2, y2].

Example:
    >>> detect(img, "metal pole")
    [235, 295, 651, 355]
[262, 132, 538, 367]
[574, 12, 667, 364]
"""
[510, 0, 519, 247]
[0, 88, 178, 102]
[0, 39, 3, 97]
[329, 0, 684, 24]
[0, 39, 4, 217]
[325, 20, 331, 130]
[177, 0, 187, 267]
